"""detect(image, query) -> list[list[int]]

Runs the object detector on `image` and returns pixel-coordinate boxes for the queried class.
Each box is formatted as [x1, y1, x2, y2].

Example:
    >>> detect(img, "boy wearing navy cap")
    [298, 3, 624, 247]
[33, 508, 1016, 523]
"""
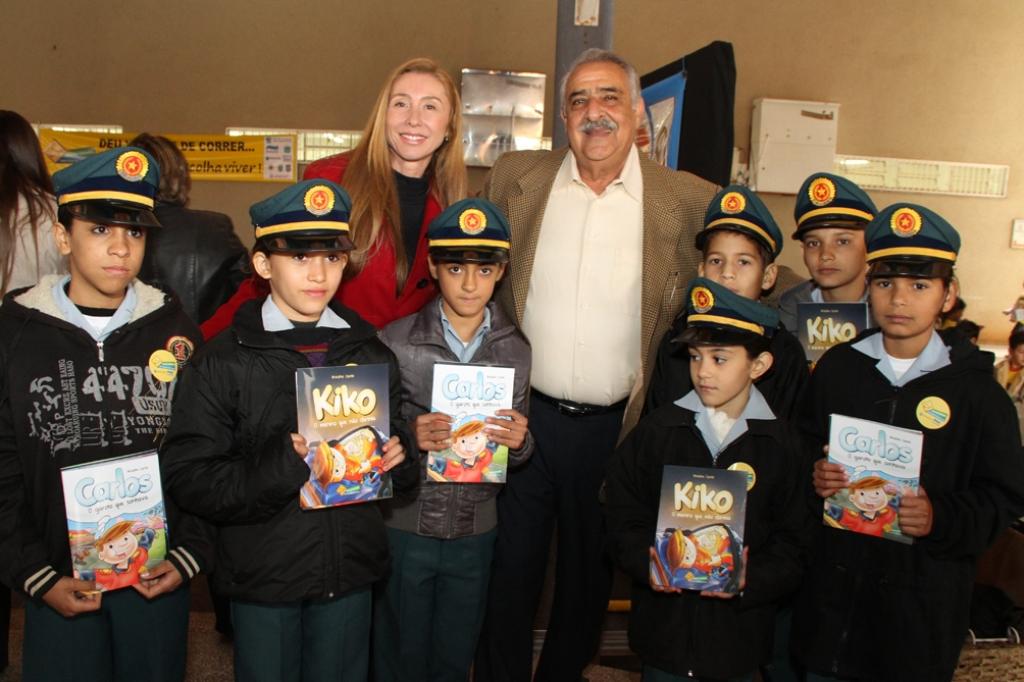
[373, 198, 532, 681]
[646, 185, 809, 420]
[0, 147, 208, 680]
[607, 278, 808, 681]
[778, 173, 878, 333]
[793, 204, 1024, 682]
[160, 179, 415, 682]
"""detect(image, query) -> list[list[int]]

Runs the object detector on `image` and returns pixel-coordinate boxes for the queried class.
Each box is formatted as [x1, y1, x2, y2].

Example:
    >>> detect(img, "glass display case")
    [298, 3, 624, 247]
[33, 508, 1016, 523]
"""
[461, 68, 546, 168]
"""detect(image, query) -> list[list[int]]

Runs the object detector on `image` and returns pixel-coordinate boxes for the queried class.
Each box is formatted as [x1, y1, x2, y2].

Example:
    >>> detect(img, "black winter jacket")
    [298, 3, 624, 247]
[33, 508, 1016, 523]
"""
[160, 298, 416, 602]
[0, 276, 209, 600]
[606, 400, 810, 679]
[378, 298, 533, 538]
[792, 331, 1024, 682]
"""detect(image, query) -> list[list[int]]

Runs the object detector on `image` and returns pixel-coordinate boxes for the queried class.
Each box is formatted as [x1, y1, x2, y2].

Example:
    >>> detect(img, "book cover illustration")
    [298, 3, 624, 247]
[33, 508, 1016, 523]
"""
[797, 302, 869, 366]
[650, 465, 747, 593]
[61, 450, 168, 592]
[295, 364, 392, 509]
[824, 414, 923, 544]
[427, 363, 515, 484]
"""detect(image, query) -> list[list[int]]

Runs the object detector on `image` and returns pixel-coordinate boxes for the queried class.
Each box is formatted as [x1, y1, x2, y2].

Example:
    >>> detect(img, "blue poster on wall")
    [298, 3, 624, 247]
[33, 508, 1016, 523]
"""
[640, 71, 686, 170]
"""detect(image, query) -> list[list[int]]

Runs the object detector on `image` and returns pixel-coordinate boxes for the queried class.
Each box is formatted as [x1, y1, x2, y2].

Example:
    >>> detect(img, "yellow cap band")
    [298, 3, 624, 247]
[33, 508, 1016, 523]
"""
[687, 313, 765, 336]
[255, 221, 350, 239]
[58, 190, 155, 208]
[704, 218, 777, 252]
[428, 238, 510, 249]
[797, 206, 874, 226]
[866, 246, 957, 262]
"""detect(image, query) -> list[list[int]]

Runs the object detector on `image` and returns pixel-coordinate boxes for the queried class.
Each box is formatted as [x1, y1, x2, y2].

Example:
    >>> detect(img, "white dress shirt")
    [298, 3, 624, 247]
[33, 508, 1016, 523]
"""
[522, 146, 644, 405]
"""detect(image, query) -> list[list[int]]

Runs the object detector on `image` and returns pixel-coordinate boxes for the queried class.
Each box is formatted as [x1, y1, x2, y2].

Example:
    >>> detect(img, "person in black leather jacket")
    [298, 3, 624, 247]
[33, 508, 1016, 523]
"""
[130, 133, 247, 325]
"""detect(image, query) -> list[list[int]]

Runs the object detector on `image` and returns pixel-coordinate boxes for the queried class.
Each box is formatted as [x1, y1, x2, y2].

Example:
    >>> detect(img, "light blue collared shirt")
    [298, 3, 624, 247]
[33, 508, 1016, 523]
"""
[850, 329, 950, 387]
[675, 385, 776, 461]
[261, 296, 350, 332]
[439, 299, 492, 363]
[52, 275, 137, 341]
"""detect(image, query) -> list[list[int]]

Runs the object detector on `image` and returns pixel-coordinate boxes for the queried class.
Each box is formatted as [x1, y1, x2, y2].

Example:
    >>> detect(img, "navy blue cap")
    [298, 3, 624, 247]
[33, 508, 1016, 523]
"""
[698, 185, 782, 259]
[865, 203, 960, 278]
[53, 147, 161, 228]
[681, 277, 779, 338]
[250, 179, 354, 252]
[793, 172, 877, 239]
[428, 198, 511, 264]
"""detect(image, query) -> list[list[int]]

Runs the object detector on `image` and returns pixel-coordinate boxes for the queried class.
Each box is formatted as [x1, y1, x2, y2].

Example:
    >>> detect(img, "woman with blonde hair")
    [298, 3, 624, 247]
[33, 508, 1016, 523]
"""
[202, 57, 467, 336]
[0, 110, 63, 297]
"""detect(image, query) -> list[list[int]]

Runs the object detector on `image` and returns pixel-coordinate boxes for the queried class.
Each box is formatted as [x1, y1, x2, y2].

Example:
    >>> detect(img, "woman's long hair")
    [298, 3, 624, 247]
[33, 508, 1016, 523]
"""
[0, 110, 55, 295]
[342, 57, 466, 289]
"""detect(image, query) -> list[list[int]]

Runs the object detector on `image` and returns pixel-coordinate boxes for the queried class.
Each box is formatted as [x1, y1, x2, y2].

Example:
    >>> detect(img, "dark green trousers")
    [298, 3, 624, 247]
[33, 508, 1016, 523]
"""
[373, 527, 496, 682]
[231, 588, 371, 682]
[23, 584, 189, 682]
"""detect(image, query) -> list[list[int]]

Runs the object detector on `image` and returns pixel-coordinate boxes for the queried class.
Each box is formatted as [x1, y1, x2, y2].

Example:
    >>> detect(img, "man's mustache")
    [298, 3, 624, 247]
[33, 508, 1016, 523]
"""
[578, 118, 618, 133]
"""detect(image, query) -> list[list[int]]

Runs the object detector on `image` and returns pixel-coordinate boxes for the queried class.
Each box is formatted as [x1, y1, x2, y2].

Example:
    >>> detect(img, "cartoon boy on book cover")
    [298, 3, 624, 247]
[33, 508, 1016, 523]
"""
[92, 516, 158, 591]
[829, 476, 898, 537]
[430, 420, 494, 483]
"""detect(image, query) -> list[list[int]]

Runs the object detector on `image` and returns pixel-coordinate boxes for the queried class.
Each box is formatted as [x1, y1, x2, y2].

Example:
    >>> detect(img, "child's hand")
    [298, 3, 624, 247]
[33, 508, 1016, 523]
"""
[380, 435, 405, 471]
[813, 449, 848, 498]
[899, 485, 934, 537]
[701, 548, 748, 600]
[487, 409, 528, 450]
[43, 576, 103, 617]
[414, 413, 452, 452]
[290, 433, 308, 459]
[648, 547, 682, 594]
[132, 560, 183, 599]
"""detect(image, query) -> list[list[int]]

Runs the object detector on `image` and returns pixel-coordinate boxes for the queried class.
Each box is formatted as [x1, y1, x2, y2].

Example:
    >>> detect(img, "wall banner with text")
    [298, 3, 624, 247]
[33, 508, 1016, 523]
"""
[38, 129, 297, 183]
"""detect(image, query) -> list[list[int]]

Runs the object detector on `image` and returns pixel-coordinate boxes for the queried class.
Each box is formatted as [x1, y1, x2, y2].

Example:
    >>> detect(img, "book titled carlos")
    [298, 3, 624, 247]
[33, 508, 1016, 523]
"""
[825, 414, 923, 544]
[427, 363, 515, 484]
[797, 302, 869, 365]
[61, 450, 168, 592]
[295, 364, 392, 509]
[650, 465, 748, 594]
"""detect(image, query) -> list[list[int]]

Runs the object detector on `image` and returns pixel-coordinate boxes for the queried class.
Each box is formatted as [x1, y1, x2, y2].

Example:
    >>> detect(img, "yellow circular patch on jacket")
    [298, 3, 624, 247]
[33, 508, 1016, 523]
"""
[916, 396, 951, 429]
[728, 461, 756, 491]
[149, 349, 179, 383]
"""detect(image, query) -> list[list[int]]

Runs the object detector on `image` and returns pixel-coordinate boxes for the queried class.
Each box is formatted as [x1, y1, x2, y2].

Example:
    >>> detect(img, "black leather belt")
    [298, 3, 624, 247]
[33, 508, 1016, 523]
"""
[532, 390, 628, 417]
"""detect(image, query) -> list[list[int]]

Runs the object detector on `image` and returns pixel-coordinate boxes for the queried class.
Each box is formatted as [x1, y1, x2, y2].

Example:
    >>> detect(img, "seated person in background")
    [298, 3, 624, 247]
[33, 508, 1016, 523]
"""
[130, 133, 247, 324]
[777, 173, 877, 333]
[995, 328, 1024, 442]
[645, 185, 808, 420]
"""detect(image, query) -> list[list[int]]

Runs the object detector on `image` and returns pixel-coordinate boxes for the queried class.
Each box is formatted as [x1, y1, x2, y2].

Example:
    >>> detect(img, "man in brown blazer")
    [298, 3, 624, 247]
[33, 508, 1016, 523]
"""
[474, 49, 717, 682]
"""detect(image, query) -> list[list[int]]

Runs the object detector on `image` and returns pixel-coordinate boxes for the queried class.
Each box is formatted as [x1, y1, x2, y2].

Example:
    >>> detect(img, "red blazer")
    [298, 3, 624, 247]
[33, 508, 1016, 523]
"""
[200, 152, 441, 337]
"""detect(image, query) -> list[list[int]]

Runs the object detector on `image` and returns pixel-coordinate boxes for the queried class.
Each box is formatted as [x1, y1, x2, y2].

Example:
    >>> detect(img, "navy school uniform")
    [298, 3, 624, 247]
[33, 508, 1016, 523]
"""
[791, 329, 1024, 682]
[606, 386, 810, 680]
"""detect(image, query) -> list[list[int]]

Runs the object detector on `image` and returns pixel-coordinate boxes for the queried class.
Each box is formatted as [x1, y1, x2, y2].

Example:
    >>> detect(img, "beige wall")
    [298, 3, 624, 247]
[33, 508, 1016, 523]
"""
[4, 0, 1022, 344]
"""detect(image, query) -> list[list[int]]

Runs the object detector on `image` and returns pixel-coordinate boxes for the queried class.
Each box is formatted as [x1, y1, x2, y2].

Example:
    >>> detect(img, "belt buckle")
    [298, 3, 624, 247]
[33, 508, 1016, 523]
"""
[556, 400, 587, 417]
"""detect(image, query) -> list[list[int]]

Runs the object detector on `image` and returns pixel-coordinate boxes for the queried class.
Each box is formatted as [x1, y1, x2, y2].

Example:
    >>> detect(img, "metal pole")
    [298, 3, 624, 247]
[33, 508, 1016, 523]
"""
[552, 0, 614, 149]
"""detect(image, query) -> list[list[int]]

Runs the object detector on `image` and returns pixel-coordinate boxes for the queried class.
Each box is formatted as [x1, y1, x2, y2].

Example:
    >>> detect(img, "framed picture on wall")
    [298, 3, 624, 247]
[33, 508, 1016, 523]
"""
[639, 62, 686, 170]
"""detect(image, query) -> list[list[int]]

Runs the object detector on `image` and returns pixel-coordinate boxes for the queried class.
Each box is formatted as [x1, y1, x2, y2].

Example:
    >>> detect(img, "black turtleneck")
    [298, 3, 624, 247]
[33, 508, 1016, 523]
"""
[394, 170, 430, 270]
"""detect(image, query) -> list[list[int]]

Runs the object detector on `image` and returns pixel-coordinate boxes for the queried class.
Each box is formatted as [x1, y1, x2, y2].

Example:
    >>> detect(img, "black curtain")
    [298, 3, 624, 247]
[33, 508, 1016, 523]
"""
[640, 40, 736, 187]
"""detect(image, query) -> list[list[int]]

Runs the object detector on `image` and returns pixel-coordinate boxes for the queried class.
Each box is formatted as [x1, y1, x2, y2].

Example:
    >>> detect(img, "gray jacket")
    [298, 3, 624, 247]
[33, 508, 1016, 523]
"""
[378, 297, 533, 538]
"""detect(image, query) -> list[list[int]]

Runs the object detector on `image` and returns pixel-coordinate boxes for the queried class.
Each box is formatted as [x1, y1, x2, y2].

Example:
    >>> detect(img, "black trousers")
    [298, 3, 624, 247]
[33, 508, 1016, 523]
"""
[475, 394, 621, 682]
